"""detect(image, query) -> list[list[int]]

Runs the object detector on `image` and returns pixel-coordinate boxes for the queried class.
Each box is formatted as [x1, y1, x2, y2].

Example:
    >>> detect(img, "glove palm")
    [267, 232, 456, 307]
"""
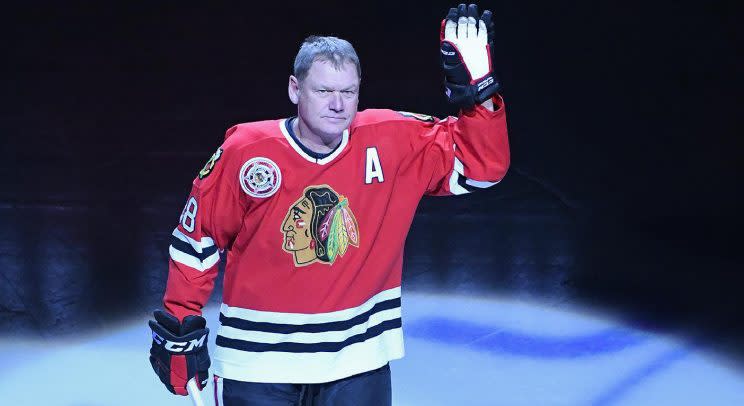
[440, 4, 500, 108]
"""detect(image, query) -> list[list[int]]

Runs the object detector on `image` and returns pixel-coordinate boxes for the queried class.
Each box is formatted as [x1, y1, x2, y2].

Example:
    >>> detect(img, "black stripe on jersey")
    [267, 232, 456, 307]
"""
[216, 318, 402, 353]
[169, 235, 219, 262]
[219, 298, 401, 335]
[456, 173, 479, 192]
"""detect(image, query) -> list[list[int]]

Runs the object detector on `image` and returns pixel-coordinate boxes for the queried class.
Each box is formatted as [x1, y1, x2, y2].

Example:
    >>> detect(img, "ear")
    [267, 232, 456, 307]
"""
[288, 75, 300, 105]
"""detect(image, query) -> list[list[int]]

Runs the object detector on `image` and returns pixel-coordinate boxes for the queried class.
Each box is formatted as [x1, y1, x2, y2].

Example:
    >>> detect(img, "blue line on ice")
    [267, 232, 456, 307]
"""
[592, 345, 691, 406]
[405, 316, 646, 357]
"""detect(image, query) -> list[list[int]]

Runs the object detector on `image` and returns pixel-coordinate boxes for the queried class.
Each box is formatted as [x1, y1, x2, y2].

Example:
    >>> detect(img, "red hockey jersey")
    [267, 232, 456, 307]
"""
[163, 98, 510, 383]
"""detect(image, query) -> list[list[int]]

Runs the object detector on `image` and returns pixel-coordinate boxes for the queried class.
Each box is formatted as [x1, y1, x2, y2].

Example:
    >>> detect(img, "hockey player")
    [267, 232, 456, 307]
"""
[149, 4, 509, 405]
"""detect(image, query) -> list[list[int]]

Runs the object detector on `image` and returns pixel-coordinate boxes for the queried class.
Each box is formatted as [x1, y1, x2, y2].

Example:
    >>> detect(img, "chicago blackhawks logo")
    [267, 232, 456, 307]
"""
[239, 157, 281, 198]
[281, 185, 360, 267]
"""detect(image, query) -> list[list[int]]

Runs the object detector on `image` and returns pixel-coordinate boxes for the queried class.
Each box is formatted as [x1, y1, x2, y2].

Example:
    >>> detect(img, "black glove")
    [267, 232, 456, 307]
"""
[149, 310, 210, 396]
[440, 3, 501, 108]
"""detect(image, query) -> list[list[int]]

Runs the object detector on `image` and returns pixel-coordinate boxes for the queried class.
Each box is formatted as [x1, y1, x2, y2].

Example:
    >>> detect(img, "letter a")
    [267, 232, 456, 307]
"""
[365, 147, 384, 184]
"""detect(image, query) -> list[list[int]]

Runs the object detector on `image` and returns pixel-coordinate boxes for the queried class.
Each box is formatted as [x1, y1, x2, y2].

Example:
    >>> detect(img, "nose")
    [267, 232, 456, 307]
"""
[329, 91, 344, 113]
[282, 219, 293, 232]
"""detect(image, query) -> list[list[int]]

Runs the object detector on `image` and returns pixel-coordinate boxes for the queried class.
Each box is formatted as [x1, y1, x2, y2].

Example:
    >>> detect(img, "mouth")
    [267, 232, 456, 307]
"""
[285, 236, 295, 249]
[323, 116, 346, 122]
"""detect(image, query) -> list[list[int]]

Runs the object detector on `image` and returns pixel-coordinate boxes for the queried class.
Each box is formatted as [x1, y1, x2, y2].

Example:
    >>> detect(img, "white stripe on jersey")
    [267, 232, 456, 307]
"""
[172, 228, 216, 253]
[449, 145, 499, 194]
[218, 307, 402, 345]
[169, 227, 220, 272]
[212, 286, 403, 383]
[213, 328, 403, 384]
[454, 155, 466, 176]
[169, 245, 220, 272]
[219, 286, 401, 325]
[465, 178, 500, 188]
[449, 147, 471, 195]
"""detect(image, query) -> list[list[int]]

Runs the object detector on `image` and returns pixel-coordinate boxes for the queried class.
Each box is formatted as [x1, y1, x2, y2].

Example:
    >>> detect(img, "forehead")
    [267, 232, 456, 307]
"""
[294, 197, 311, 208]
[303, 59, 359, 88]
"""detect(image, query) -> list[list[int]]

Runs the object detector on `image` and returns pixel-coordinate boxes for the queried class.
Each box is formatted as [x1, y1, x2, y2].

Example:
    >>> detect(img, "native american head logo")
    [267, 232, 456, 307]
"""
[281, 185, 360, 267]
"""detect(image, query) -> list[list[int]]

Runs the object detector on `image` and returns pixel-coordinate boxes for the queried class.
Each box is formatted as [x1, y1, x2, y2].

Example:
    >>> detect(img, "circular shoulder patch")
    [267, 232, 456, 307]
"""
[239, 157, 282, 198]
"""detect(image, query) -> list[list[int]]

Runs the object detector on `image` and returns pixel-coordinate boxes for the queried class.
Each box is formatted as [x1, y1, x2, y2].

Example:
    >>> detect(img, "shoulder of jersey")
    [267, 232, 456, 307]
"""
[351, 109, 439, 131]
[223, 119, 286, 149]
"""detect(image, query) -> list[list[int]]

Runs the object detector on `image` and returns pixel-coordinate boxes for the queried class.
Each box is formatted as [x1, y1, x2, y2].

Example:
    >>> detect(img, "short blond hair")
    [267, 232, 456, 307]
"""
[293, 36, 361, 81]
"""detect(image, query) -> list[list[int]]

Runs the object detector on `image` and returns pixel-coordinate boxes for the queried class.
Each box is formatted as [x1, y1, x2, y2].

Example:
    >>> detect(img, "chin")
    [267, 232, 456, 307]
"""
[321, 122, 348, 136]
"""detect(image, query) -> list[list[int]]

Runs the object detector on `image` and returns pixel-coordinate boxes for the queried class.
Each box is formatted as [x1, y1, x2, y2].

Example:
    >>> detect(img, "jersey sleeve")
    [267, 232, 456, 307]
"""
[163, 135, 249, 321]
[406, 96, 510, 196]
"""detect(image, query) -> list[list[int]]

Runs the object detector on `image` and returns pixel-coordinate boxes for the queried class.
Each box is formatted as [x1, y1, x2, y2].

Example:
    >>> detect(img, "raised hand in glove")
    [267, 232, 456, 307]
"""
[149, 310, 210, 395]
[440, 3, 500, 109]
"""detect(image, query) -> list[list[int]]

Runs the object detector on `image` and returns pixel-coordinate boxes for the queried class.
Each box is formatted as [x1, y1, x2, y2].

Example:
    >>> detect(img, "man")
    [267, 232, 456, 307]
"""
[149, 4, 509, 405]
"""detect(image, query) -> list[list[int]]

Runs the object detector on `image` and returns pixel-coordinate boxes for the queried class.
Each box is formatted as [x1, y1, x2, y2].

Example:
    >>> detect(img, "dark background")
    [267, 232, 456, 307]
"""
[1, 1, 741, 360]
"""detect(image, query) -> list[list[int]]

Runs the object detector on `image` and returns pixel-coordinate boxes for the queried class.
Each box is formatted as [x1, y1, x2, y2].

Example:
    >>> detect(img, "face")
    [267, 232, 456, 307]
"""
[289, 59, 360, 142]
[282, 196, 314, 253]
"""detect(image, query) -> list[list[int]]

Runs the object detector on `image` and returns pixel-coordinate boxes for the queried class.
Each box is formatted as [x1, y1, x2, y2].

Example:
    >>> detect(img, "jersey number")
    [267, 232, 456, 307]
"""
[180, 197, 198, 232]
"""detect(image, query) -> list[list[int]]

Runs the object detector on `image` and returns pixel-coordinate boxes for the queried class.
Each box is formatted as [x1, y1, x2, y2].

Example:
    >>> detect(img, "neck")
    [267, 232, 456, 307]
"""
[293, 118, 342, 154]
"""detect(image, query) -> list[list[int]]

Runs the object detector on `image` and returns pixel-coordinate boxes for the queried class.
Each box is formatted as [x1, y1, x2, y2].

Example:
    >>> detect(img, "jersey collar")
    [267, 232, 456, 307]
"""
[279, 119, 349, 165]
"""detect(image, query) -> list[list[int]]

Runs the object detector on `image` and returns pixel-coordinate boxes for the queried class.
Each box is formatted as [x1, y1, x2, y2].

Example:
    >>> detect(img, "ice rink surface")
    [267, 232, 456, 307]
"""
[2, 291, 743, 406]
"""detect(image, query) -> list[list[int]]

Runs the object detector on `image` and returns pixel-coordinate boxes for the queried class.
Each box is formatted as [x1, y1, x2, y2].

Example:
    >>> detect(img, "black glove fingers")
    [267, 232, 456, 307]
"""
[481, 9, 496, 46]
[467, 4, 479, 20]
[458, 3, 467, 17]
[154, 310, 180, 334]
[481, 9, 495, 37]
[457, 4, 469, 38]
[481, 9, 493, 26]
[446, 7, 458, 22]
[182, 314, 207, 334]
